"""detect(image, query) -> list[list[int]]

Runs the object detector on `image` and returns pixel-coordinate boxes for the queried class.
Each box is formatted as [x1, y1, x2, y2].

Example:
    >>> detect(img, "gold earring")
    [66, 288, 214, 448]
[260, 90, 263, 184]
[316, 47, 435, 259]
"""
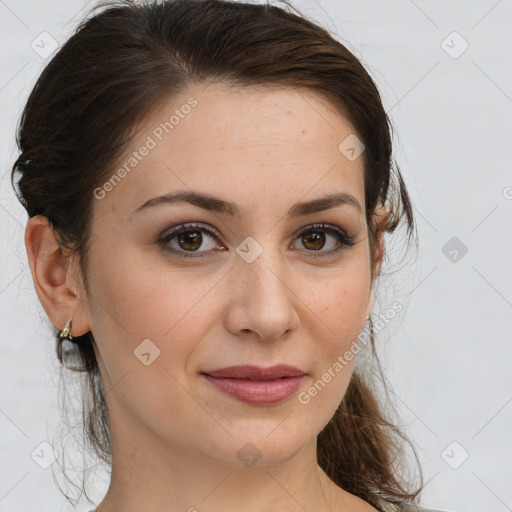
[59, 319, 74, 340]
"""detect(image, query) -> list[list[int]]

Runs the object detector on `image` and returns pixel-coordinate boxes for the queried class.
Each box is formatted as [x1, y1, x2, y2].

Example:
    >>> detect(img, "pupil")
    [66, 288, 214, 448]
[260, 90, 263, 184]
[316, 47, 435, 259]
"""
[178, 231, 202, 250]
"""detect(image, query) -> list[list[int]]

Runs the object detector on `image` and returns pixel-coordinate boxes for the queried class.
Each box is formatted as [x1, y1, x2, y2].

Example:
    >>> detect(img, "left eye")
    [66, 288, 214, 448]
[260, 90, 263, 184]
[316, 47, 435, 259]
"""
[294, 226, 343, 252]
[158, 222, 356, 259]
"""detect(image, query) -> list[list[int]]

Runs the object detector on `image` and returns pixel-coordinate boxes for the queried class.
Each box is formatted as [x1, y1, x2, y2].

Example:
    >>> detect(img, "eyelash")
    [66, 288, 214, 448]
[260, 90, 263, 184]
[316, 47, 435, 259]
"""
[157, 222, 357, 260]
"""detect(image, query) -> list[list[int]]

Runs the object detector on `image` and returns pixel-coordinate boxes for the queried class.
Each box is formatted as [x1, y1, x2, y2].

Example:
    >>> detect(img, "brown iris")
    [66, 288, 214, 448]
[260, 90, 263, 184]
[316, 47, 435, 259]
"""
[177, 230, 203, 251]
[301, 231, 325, 251]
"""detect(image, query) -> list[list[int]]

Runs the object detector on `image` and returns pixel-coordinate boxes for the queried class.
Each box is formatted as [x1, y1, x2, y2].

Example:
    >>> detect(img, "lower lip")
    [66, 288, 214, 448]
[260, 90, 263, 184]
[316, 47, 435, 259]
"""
[201, 374, 305, 405]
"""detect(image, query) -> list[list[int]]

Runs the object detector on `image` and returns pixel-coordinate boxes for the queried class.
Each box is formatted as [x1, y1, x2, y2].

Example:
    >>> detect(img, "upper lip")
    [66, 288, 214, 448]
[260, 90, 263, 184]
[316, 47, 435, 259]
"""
[202, 365, 306, 380]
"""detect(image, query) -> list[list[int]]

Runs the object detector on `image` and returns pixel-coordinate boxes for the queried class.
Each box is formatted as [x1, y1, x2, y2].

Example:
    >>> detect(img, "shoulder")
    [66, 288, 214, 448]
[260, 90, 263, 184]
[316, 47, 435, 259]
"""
[402, 507, 450, 512]
[399, 504, 451, 512]
[377, 499, 451, 512]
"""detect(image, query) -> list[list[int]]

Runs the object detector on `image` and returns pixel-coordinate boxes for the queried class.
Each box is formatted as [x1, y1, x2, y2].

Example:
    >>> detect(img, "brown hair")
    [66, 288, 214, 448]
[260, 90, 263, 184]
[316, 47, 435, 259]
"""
[11, 0, 422, 509]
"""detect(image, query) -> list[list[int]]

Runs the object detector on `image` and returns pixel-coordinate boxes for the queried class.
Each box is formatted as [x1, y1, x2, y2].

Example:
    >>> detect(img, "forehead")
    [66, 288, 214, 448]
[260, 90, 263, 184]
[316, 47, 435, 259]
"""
[150, 82, 357, 149]
[94, 82, 366, 219]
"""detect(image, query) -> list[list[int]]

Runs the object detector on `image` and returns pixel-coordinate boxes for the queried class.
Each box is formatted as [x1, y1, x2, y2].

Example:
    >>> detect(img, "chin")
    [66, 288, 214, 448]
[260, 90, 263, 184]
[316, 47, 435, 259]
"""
[199, 426, 312, 469]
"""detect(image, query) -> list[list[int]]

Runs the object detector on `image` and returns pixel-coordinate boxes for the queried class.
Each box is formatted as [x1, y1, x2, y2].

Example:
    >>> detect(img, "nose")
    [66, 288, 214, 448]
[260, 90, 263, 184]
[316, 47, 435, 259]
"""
[223, 248, 300, 341]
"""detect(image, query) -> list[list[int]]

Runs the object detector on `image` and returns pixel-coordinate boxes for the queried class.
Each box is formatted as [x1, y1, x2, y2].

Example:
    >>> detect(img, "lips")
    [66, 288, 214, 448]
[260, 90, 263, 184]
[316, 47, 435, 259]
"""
[200, 365, 307, 405]
[201, 364, 306, 380]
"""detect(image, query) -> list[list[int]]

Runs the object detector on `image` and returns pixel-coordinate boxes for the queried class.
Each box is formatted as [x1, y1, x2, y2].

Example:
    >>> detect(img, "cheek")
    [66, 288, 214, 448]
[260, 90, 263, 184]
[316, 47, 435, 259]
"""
[305, 271, 370, 351]
[85, 249, 220, 433]
[295, 280, 368, 430]
[86, 245, 221, 369]
[327, 289, 367, 340]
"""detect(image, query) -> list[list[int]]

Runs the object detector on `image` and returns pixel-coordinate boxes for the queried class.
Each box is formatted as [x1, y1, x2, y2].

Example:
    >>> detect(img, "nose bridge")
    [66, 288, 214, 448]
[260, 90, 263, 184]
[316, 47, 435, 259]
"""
[228, 238, 299, 339]
[241, 241, 291, 306]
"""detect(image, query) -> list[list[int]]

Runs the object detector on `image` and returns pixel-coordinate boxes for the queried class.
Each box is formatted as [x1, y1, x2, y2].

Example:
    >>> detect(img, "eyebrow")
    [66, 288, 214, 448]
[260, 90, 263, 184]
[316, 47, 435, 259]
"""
[132, 190, 363, 218]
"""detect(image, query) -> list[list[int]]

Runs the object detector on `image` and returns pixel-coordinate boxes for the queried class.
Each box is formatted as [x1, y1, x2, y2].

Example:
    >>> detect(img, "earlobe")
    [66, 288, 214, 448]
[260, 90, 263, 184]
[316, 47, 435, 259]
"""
[24, 215, 90, 336]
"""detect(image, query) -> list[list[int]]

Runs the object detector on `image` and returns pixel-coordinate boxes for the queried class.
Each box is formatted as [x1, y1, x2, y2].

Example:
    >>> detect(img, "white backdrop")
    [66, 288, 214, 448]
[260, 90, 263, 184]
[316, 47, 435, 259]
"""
[1, 1, 511, 511]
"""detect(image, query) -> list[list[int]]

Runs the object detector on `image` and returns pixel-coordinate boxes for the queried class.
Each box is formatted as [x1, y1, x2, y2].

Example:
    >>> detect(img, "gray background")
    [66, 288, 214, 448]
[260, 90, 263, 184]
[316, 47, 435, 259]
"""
[1, 1, 511, 511]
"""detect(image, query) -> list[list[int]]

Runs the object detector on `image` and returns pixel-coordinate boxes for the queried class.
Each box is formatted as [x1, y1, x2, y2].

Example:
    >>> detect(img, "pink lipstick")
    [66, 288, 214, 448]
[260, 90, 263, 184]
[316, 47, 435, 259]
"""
[201, 364, 306, 405]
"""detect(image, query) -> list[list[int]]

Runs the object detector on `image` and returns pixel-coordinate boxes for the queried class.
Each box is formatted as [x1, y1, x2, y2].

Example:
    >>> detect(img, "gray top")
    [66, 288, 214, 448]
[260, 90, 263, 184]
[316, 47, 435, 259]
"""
[402, 507, 448, 512]
[86, 505, 449, 512]
[382, 503, 449, 512]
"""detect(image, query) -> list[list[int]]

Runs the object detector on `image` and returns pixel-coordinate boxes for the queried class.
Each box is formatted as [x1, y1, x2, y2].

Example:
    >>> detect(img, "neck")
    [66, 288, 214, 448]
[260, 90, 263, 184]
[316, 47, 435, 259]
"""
[94, 407, 347, 512]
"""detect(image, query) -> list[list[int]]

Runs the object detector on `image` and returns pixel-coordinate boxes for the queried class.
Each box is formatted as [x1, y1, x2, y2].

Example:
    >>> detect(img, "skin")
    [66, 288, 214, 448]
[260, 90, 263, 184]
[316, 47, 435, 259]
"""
[25, 82, 388, 512]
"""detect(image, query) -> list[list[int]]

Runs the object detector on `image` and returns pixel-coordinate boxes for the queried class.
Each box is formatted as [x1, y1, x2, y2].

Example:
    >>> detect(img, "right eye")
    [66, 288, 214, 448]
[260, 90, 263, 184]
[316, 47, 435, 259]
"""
[158, 222, 226, 258]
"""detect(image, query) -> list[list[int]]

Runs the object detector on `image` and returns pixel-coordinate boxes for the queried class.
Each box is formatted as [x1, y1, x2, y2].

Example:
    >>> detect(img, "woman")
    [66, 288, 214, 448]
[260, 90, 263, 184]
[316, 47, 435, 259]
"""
[12, 0, 450, 511]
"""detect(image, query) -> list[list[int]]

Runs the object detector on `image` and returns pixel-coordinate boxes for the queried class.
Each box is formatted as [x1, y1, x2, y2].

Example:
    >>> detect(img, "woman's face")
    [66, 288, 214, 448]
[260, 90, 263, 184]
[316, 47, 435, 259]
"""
[79, 83, 384, 467]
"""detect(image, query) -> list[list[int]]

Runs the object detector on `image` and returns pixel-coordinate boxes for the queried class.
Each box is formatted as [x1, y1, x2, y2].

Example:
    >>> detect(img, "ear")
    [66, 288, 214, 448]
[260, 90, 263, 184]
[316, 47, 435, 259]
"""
[371, 204, 388, 279]
[24, 215, 91, 337]
[364, 204, 389, 320]
[364, 288, 375, 320]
